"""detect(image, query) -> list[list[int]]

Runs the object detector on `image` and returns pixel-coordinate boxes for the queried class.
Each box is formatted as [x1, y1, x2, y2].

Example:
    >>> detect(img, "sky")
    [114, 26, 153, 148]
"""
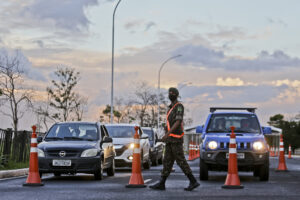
[0, 0, 300, 130]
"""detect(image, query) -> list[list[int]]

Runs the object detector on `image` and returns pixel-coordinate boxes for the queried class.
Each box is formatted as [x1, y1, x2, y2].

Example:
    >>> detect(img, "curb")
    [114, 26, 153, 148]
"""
[0, 168, 28, 179]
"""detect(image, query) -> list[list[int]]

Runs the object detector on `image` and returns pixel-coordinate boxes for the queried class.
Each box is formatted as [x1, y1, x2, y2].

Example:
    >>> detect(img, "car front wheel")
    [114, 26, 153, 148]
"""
[94, 160, 104, 180]
[143, 152, 151, 170]
[107, 159, 115, 176]
[259, 159, 269, 181]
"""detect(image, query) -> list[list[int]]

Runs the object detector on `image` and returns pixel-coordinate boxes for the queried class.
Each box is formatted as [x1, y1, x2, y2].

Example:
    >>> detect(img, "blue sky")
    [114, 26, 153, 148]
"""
[0, 0, 300, 130]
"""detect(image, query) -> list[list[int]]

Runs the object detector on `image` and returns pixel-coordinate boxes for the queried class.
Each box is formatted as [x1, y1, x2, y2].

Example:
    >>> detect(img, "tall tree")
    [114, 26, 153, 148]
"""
[0, 49, 32, 132]
[47, 67, 86, 122]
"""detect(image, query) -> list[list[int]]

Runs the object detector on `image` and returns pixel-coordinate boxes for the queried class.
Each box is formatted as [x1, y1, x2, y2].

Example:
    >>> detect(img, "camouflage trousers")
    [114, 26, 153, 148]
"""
[161, 142, 192, 177]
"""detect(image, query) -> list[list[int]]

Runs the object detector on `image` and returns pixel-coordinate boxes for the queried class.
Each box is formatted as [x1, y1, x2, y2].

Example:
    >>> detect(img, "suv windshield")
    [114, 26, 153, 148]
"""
[206, 113, 261, 134]
[106, 126, 139, 138]
[45, 123, 99, 141]
[142, 129, 153, 141]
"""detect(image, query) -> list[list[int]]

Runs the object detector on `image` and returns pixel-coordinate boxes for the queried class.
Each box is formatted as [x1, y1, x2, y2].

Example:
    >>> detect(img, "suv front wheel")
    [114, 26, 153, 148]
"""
[259, 159, 269, 181]
[199, 158, 208, 180]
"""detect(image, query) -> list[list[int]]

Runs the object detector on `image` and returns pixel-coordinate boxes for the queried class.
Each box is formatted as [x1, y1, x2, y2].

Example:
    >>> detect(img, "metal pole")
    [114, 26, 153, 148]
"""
[111, 0, 122, 124]
[157, 54, 182, 131]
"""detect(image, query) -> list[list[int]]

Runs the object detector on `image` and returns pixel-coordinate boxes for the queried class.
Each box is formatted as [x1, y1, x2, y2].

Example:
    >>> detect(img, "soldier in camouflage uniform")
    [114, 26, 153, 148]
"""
[150, 87, 200, 191]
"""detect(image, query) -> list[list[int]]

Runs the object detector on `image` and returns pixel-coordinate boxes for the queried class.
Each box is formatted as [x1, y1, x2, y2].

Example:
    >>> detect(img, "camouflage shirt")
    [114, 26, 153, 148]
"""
[166, 101, 184, 143]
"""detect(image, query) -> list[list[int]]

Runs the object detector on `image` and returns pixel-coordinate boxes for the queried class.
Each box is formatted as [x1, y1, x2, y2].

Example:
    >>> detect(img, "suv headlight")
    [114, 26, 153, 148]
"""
[38, 148, 45, 157]
[207, 141, 218, 150]
[253, 141, 264, 151]
[81, 149, 98, 157]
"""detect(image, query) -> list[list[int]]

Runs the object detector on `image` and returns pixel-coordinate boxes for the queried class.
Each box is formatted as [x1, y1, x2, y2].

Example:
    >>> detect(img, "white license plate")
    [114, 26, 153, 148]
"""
[52, 160, 71, 166]
[226, 153, 245, 159]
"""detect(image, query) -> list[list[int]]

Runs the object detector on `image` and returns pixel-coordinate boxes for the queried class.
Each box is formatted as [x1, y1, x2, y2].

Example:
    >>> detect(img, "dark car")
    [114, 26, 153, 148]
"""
[142, 127, 164, 166]
[37, 122, 115, 180]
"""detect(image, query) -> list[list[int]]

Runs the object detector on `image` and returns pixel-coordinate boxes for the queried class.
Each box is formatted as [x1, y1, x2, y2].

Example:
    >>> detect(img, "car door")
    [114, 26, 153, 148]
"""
[100, 125, 113, 168]
[139, 127, 150, 160]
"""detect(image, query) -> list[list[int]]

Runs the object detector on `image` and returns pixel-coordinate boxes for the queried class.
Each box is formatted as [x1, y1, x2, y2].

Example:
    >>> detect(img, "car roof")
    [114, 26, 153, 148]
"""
[105, 123, 140, 127]
[56, 121, 99, 125]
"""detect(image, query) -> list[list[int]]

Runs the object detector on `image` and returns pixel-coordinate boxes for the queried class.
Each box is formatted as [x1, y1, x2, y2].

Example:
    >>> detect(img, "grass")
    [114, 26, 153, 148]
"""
[0, 160, 29, 171]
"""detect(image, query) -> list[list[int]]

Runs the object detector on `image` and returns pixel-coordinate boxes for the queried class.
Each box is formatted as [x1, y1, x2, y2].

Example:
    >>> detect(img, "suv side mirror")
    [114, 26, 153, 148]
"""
[196, 125, 203, 134]
[262, 126, 272, 135]
[37, 136, 43, 143]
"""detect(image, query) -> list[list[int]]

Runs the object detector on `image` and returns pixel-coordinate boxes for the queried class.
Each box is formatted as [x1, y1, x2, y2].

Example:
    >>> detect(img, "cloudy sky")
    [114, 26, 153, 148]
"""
[0, 0, 300, 130]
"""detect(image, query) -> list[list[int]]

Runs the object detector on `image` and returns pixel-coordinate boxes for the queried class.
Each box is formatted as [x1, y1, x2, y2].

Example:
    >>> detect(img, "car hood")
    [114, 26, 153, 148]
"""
[204, 133, 265, 143]
[38, 140, 98, 151]
[112, 138, 133, 146]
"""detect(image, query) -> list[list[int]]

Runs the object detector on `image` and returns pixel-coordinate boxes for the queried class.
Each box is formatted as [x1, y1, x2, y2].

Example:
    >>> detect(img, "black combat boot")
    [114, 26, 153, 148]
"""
[149, 176, 167, 190]
[184, 174, 200, 191]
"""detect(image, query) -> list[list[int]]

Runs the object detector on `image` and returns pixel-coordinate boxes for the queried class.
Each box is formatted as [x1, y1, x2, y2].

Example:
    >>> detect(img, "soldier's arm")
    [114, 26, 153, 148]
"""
[166, 120, 181, 135]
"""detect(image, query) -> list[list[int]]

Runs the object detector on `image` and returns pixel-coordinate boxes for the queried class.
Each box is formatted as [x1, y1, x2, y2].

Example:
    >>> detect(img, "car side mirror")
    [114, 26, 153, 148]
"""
[262, 126, 272, 135]
[102, 137, 113, 143]
[140, 135, 149, 140]
[196, 125, 203, 134]
[37, 136, 43, 143]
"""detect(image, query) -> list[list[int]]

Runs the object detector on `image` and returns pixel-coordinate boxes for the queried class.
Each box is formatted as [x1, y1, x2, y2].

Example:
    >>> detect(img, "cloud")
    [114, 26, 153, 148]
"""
[144, 22, 156, 32]
[216, 77, 244, 86]
[173, 45, 300, 71]
[21, 0, 98, 32]
[0, 48, 46, 81]
[266, 17, 288, 27]
[124, 20, 156, 33]
[0, 0, 99, 34]
[272, 79, 300, 88]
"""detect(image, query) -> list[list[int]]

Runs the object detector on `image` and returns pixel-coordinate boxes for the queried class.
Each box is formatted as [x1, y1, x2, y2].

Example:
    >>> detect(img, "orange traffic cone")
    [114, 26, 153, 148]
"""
[276, 134, 288, 172]
[126, 126, 146, 188]
[188, 142, 193, 161]
[269, 146, 273, 157]
[288, 145, 292, 159]
[23, 126, 44, 186]
[222, 126, 243, 189]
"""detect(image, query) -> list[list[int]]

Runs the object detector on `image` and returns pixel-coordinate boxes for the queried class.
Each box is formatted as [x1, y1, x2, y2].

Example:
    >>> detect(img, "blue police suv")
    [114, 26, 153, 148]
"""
[196, 107, 271, 181]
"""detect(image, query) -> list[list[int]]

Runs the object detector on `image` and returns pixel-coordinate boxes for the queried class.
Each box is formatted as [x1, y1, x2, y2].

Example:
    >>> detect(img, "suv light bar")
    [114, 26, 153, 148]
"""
[209, 107, 257, 113]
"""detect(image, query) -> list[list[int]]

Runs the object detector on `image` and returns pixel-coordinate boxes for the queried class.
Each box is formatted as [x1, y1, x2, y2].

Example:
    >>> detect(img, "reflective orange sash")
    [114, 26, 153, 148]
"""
[167, 102, 184, 138]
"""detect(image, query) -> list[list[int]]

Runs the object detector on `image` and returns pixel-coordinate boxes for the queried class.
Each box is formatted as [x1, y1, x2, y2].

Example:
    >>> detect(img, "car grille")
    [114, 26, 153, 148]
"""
[219, 142, 251, 150]
[216, 152, 254, 165]
[115, 145, 128, 157]
[46, 150, 80, 158]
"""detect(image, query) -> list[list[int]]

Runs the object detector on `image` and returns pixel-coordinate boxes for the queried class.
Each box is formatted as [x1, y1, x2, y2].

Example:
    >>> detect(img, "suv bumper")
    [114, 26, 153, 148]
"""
[201, 150, 268, 166]
[38, 156, 101, 174]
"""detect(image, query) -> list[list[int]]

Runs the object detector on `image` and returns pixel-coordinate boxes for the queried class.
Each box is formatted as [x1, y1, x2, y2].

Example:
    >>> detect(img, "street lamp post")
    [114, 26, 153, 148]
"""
[111, 0, 122, 124]
[157, 54, 182, 131]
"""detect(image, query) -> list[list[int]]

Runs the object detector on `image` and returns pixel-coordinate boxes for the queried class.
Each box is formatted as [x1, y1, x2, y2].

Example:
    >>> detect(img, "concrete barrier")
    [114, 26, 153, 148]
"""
[0, 168, 28, 179]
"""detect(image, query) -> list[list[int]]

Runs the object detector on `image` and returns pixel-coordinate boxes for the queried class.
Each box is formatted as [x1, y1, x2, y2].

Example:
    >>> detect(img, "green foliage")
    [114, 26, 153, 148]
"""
[268, 114, 300, 151]
[0, 160, 29, 170]
[102, 105, 122, 122]
[47, 67, 81, 121]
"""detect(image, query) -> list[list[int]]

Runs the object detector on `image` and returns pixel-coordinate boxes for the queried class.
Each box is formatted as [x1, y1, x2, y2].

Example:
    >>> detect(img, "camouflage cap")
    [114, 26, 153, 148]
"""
[168, 87, 179, 96]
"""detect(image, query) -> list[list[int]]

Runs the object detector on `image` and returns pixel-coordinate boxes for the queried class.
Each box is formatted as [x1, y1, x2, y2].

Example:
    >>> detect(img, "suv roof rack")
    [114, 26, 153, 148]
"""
[210, 107, 257, 113]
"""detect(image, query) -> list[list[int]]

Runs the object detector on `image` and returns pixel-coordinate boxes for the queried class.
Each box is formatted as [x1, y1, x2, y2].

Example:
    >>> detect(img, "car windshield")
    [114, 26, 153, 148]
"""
[45, 123, 99, 141]
[206, 113, 261, 134]
[142, 129, 153, 141]
[106, 126, 138, 138]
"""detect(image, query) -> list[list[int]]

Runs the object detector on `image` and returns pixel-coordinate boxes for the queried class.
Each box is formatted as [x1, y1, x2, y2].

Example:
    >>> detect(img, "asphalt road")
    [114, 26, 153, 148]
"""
[0, 156, 299, 200]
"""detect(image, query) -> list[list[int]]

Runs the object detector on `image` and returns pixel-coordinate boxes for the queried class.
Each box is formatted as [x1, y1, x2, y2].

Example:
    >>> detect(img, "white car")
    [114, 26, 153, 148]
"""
[105, 124, 151, 169]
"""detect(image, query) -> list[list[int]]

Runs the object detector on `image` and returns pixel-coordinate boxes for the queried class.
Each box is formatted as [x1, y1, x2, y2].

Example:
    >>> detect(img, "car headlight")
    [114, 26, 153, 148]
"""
[38, 148, 45, 157]
[207, 141, 218, 150]
[253, 141, 264, 151]
[81, 149, 98, 157]
[129, 143, 135, 149]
